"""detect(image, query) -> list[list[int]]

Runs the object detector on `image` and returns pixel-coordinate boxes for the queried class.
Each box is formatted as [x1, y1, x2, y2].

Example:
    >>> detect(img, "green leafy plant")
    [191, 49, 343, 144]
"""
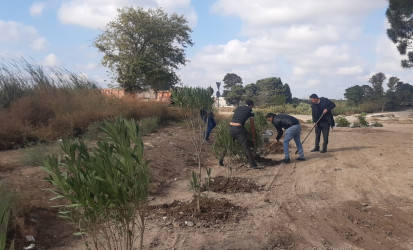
[356, 112, 369, 127]
[212, 111, 268, 165]
[0, 181, 14, 250]
[139, 116, 160, 136]
[335, 116, 351, 127]
[171, 87, 214, 213]
[42, 118, 149, 250]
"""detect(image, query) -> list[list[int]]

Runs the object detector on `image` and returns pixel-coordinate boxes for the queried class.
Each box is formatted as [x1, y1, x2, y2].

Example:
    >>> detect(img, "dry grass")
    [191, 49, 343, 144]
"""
[0, 89, 178, 150]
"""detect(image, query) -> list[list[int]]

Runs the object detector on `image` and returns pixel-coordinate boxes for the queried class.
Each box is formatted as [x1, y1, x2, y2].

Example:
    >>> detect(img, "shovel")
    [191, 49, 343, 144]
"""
[295, 113, 324, 154]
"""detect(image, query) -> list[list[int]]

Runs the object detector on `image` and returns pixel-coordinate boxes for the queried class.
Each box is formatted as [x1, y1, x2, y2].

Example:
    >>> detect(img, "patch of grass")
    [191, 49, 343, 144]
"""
[139, 116, 160, 136]
[20, 142, 62, 166]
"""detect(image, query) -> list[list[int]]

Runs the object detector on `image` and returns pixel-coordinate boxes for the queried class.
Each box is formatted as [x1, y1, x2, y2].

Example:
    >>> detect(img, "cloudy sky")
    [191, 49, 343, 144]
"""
[1, 0, 411, 99]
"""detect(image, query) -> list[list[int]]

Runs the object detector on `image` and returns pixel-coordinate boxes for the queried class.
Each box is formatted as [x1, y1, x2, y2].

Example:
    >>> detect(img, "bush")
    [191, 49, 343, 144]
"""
[42, 118, 149, 250]
[212, 111, 269, 163]
[335, 116, 350, 127]
[356, 112, 369, 127]
[139, 116, 160, 136]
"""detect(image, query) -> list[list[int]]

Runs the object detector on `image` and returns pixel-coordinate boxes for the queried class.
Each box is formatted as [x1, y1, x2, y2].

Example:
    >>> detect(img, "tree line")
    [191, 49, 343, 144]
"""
[220, 73, 292, 107]
[344, 72, 413, 111]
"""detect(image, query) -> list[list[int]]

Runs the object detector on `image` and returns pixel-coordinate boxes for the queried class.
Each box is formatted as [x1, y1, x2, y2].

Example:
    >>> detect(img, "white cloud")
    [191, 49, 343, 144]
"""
[0, 21, 37, 42]
[43, 53, 61, 66]
[57, 0, 197, 29]
[30, 2, 46, 16]
[31, 37, 49, 51]
[337, 65, 364, 75]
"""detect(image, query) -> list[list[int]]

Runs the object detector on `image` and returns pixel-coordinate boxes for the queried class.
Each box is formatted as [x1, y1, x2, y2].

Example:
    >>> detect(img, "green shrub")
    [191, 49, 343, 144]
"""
[42, 118, 149, 250]
[212, 111, 269, 163]
[139, 116, 160, 136]
[356, 112, 369, 127]
[21, 142, 62, 166]
[335, 116, 350, 127]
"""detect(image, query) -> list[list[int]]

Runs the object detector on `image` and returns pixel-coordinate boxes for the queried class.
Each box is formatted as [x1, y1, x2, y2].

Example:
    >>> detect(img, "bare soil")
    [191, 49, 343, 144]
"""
[2, 110, 413, 249]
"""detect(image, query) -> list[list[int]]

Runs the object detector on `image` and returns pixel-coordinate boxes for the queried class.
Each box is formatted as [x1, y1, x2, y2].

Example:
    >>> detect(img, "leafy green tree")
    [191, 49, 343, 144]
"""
[244, 83, 258, 104]
[225, 85, 245, 106]
[361, 85, 374, 99]
[222, 73, 242, 97]
[388, 76, 400, 91]
[369, 72, 386, 97]
[255, 77, 292, 105]
[94, 7, 193, 93]
[386, 0, 413, 68]
[396, 82, 413, 106]
[344, 85, 365, 105]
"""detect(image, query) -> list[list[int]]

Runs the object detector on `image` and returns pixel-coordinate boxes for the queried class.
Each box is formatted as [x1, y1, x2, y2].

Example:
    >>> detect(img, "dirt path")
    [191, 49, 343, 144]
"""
[2, 113, 413, 249]
[140, 122, 413, 249]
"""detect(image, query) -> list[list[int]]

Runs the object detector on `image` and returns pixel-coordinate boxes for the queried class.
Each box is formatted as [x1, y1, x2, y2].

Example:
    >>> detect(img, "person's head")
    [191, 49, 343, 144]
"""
[309, 94, 319, 104]
[246, 99, 254, 108]
[266, 113, 276, 123]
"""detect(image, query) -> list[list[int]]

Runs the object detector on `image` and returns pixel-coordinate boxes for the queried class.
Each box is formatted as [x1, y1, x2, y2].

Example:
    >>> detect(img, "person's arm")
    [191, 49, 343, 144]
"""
[323, 98, 336, 114]
[274, 120, 283, 141]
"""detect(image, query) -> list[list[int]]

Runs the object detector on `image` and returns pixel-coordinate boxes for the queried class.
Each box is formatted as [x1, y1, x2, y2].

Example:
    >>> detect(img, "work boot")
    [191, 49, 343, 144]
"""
[296, 157, 306, 161]
[283, 158, 291, 163]
[310, 148, 319, 152]
[320, 149, 327, 153]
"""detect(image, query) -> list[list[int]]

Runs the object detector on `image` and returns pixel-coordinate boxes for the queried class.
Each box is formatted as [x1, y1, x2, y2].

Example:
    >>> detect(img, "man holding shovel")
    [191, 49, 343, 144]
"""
[266, 113, 305, 163]
[309, 94, 336, 153]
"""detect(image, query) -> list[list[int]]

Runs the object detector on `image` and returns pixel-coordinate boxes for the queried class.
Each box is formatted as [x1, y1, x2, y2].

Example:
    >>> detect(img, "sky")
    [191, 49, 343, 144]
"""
[0, 0, 412, 99]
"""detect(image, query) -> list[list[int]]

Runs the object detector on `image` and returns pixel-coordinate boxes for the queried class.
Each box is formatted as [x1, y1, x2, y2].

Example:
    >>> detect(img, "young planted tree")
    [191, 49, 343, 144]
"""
[171, 87, 214, 212]
[42, 118, 149, 250]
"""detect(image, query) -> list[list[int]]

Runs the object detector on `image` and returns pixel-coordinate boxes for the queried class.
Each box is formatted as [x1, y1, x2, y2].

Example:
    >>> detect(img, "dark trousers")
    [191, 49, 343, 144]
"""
[314, 122, 330, 150]
[220, 126, 255, 167]
[204, 117, 216, 140]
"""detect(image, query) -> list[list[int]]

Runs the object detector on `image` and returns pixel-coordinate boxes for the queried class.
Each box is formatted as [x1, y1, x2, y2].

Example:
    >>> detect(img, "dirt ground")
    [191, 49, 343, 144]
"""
[2, 110, 413, 249]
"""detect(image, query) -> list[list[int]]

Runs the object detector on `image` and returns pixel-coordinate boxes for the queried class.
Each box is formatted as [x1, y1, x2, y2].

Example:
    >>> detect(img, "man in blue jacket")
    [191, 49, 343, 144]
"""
[309, 94, 336, 153]
[266, 113, 305, 163]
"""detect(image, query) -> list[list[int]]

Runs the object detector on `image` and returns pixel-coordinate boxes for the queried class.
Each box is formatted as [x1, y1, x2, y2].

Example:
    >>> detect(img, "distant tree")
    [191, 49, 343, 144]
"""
[222, 73, 242, 97]
[386, 0, 413, 68]
[368, 72, 386, 97]
[206, 86, 214, 96]
[387, 76, 400, 91]
[94, 7, 193, 93]
[225, 85, 245, 106]
[344, 85, 365, 105]
[244, 83, 258, 104]
[255, 77, 292, 105]
[361, 85, 374, 99]
[396, 82, 413, 106]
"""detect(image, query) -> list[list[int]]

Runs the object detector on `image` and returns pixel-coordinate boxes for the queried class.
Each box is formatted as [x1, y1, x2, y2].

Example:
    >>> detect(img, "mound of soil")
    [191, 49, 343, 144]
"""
[149, 197, 247, 228]
[208, 176, 264, 193]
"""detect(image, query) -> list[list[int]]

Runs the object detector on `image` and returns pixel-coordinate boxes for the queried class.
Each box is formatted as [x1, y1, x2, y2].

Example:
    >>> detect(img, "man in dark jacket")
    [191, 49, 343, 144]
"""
[266, 113, 305, 163]
[309, 94, 336, 153]
[219, 100, 259, 168]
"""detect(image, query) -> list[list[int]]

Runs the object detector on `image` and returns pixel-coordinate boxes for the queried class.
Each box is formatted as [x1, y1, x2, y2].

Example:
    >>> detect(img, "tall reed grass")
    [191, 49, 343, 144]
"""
[0, 59, 178, 150]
